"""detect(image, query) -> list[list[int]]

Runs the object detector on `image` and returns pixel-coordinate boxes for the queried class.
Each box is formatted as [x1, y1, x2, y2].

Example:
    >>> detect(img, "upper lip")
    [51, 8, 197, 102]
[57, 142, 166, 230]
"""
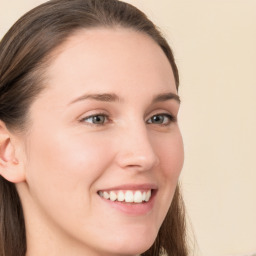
[97, 183, 158, 192]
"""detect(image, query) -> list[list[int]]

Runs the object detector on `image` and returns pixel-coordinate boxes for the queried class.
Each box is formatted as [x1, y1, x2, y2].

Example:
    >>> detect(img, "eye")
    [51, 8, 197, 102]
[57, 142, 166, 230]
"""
[147, 113, 175, 126]
[80, 114, 109, 125]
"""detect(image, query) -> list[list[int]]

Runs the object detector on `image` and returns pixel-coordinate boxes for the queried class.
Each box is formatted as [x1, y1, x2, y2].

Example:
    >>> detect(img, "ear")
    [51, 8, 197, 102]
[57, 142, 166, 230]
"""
[0, 121, 26, 183]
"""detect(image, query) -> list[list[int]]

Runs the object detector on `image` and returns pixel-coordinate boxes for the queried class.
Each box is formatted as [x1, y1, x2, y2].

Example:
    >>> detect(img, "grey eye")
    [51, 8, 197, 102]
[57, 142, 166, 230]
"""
[147, 114, 174, 125]
[151, 115, 165, 124]
[84, 115, 107, 125]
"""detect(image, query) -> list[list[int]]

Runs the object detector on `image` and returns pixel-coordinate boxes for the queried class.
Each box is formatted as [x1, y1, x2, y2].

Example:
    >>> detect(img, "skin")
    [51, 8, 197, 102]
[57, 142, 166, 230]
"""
[1, 28, 184, 256]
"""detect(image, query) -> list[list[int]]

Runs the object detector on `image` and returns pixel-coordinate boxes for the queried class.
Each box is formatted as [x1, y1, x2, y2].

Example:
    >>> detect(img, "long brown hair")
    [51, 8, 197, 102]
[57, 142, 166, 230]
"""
[0, 0, 187, 255]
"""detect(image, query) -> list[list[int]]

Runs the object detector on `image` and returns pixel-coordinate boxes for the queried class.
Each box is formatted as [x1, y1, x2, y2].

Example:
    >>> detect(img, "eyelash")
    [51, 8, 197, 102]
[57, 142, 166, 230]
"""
[146, 113, 176, 126]
[80, 113, 176, 127]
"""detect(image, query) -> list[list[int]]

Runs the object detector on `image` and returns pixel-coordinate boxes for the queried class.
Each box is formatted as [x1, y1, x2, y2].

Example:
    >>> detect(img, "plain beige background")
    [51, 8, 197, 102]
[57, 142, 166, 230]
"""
[0, 1, 255, 256]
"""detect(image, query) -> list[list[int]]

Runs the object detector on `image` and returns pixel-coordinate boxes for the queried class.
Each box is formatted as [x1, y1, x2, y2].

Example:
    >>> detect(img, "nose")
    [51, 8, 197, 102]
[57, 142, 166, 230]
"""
[115, 124, 159, 172]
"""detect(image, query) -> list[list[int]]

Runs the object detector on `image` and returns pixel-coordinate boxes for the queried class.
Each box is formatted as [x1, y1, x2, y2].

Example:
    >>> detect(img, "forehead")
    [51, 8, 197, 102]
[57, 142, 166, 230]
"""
[39, 28, 176, 105]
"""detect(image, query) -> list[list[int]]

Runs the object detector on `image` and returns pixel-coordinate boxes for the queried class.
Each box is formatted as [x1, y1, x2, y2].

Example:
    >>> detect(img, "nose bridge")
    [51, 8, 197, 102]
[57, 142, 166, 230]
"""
[116, 121, 159, 171]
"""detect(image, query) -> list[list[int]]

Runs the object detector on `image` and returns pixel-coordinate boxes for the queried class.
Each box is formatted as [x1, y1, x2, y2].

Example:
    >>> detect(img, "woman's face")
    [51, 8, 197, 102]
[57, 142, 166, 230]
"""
[18, 29, 184, 256]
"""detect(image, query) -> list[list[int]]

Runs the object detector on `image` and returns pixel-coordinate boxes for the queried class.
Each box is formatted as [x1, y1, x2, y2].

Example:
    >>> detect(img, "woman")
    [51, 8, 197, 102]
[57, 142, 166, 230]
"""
[0, 0, 187, 255]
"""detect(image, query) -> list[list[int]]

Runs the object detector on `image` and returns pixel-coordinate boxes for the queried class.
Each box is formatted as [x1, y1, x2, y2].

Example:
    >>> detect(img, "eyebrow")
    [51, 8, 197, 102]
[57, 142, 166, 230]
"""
[152, 92, 181, 104]
[69, 92, 180, 105]
[69, 93, 120, 105]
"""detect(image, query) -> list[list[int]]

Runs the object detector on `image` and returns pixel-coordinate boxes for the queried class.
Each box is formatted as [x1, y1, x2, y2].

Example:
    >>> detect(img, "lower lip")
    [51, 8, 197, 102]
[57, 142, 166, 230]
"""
[98, 190, 157, 216]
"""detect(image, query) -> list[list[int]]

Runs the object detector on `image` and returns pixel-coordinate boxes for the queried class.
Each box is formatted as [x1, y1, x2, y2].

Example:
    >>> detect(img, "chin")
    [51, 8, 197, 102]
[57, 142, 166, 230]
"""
[109, 244, 153, 256]
[105, 231, 157, 256]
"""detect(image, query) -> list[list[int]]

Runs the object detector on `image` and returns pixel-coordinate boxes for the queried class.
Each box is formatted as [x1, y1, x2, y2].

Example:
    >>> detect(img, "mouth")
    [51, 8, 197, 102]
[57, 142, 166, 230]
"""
[96, 184, 158, 215]
[97, 189, 154, 204]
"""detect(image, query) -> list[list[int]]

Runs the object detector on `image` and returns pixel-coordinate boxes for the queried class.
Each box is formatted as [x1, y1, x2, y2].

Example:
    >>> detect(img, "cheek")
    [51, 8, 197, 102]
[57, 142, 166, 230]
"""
[23, 129, 117, 239]
[24, 129, 113, 205]
[156, 130, 184, 181]
[149, 129, 184, 231]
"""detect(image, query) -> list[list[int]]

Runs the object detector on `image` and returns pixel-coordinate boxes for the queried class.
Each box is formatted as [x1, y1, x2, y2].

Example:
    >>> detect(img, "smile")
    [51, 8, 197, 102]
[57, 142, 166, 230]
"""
[98, 190, 152, 203]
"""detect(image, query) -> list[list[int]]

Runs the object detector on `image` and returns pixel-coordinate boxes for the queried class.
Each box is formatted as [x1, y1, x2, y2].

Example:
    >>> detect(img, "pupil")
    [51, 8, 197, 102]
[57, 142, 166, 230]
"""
[94, 116, 104, 123]
[153, 115, 163, 123]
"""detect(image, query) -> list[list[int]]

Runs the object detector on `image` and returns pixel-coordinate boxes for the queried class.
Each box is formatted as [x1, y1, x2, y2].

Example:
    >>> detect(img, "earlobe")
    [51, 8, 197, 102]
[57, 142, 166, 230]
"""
[0, 121, 25, 183]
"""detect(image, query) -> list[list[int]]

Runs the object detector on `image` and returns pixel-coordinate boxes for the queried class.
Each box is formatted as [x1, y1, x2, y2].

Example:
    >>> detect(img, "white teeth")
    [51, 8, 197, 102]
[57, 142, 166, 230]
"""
[110, 191, 117, 201]
[125, 191, 134, 202]
[103, 191, 109, 200]
[117, 191, 125, 202]
[134, 191, 143, 203]
[98, 189, 152, 203]
[142, 192, 146, 201]
[145, 190, 151, 202]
